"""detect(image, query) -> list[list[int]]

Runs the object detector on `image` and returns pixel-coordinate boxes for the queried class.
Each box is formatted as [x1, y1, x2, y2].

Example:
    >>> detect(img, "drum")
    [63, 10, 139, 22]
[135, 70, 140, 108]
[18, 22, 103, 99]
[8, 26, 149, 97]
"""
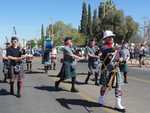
[26, 54, 33, 62]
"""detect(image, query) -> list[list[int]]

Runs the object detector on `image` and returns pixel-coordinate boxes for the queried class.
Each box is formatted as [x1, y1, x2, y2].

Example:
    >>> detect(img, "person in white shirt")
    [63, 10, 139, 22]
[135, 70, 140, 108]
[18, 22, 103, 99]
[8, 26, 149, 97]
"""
[2, 42, 10, 82]
[51, 46, 57, 70]
[139, 44, 145, 67]
[120, 42, 130, 83]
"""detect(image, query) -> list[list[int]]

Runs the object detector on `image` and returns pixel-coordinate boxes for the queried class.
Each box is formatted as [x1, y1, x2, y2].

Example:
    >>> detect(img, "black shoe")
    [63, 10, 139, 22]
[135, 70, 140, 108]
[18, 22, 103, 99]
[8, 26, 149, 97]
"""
[124, 81, 128, 84]
[71, 88, 79, 93]
[3, 79, 7, 83]
[114, 108, 126, 112]
[85, 81, 88, 84]
[17, 93, 21, 98]
[55, 81, 59, 89]
[10, 90, 14, 95]
[95, 82, 99, 86]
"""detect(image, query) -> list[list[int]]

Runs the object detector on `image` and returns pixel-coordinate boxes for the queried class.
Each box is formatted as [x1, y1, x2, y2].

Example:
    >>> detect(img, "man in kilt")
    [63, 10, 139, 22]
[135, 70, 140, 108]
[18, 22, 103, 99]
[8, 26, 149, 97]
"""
[120, 42, 130, 84]
[55, 37, 83, 92]
[99, 30, 126, 112]
[7, 37, 25, 97]
[84, 38, 101, 85]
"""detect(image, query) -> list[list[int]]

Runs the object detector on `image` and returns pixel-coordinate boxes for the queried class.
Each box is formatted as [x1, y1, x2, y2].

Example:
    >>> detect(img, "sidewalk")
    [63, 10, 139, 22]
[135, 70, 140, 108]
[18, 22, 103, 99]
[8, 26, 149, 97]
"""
[127, 59, 150, 68]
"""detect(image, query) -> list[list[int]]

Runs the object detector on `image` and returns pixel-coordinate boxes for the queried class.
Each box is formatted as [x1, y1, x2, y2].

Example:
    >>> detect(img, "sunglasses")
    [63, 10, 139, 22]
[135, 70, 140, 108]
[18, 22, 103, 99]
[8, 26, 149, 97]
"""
[12, 40, 18, 43]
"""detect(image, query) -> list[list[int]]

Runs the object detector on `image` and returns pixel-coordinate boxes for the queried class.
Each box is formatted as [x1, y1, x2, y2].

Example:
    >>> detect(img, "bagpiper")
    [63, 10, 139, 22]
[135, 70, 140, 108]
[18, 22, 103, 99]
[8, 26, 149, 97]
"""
[99, 30, 126, 112]
[7, 37, 25, 97]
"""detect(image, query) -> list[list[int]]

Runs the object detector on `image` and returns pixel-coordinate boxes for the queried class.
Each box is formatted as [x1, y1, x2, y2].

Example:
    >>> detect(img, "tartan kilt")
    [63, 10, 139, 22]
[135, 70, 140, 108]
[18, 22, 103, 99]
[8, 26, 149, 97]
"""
[99, 68, 124, 87]
[9, 64, 24, 80]
[120, 63, 128, 73]
[99, 69, 111, 86]
[58, 62, 76, 80]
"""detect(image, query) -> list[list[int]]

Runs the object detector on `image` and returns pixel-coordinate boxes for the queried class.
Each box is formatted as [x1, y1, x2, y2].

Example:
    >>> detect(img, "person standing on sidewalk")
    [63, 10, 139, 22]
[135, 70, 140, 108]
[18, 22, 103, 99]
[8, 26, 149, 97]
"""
[99, 30, 126, 112]
[120, 42, 130, 84]
[84, 38, 101, 85]
[2, 42, 10, 82]
[139, 43, 145, 67]
[55, 37, 83, 92]
[7, 37, 25, 97]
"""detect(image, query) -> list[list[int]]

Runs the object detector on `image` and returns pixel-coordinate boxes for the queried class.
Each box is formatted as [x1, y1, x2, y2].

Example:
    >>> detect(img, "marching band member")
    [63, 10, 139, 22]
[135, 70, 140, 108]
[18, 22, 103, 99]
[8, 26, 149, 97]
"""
[7, 37, 25, 97]
[84, 38, 101, 85]
[99, 30, 126, 112]
[26, 46, 33, 71]
[120, 42, 130, 83]
[55, 37, 83, 92]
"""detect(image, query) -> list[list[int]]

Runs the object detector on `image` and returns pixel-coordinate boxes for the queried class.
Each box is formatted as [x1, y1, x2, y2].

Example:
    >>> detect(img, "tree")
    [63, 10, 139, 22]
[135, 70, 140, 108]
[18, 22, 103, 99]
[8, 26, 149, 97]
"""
[89, 0, 139, 43]
[124, 16, 139, 41]
[92, 9, 102, 41]
[26, 40, 36, 48]
[87, 4, 92, 38]
[45, 21, 86, 46]
[92, 9, 97, 37]
[80, 2, 88, 35]
[41, 24, 45, 48]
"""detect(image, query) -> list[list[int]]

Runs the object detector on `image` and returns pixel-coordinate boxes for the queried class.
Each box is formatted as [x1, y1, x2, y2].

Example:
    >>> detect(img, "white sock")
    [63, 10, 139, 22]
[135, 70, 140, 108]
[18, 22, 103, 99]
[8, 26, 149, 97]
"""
[99, 96, 104, 105]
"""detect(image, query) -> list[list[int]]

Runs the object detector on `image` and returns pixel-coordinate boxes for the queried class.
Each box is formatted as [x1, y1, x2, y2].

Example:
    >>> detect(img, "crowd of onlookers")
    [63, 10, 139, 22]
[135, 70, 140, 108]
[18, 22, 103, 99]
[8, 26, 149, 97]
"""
[127, 43, 150, 67]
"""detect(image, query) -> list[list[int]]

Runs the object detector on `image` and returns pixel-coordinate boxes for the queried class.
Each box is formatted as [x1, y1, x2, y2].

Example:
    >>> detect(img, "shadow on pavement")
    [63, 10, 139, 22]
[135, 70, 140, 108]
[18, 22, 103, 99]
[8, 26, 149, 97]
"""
[0, 89, 10, 96]
[25, 71, 45, 74]
[34, 86, 70, 92]
[62, 81, 86, 85]
[37, 68, 45, 70]
[56, 98, 116, 112]
[48, 75, 58, 77]
[56, 98, 100, 109]
[77, 72, 88, 75]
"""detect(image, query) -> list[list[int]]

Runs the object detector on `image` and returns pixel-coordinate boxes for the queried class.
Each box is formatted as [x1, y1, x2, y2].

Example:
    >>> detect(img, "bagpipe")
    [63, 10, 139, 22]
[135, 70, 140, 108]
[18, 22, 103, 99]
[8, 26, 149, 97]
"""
[72, 47, 82, 57]
[101, 48, 123, 90]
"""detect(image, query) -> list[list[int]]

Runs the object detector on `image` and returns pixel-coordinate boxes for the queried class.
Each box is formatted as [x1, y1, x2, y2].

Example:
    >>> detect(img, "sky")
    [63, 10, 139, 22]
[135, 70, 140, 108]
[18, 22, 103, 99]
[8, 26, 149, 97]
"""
[0, 0, 150, 46]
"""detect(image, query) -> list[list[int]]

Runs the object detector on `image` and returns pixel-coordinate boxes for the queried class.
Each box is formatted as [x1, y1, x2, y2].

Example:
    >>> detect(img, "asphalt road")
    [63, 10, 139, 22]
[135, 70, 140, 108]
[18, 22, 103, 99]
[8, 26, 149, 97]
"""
[0, 59, 150, 113]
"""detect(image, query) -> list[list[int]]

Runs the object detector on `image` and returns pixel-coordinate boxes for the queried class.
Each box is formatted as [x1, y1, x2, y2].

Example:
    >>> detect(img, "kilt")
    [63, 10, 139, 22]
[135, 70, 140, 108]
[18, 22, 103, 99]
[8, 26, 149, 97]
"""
[26, 57, 33, 63]
[99, 69, 111, 86]
[120, 63, 128, 73]
[99, 68, 124, 87]
[58, 61, 76, 80]
[9, 64, 24, 80]
[88, 60, 101, 74]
